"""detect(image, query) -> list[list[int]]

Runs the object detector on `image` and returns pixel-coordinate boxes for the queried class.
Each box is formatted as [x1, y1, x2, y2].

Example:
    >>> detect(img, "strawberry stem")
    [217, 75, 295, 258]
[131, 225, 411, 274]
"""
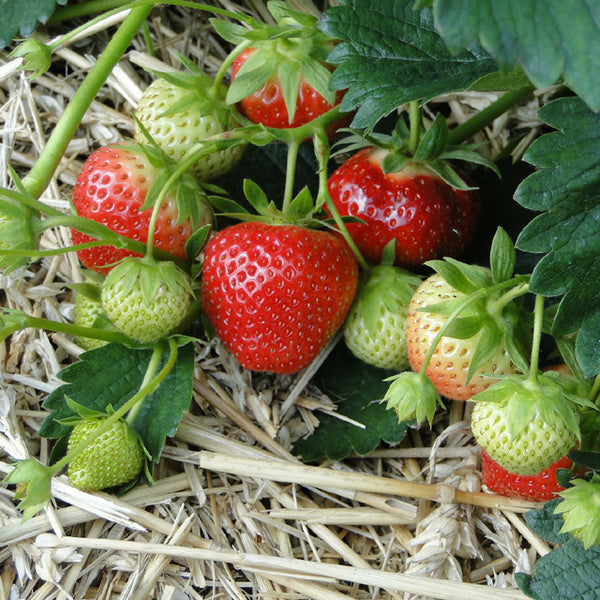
[528, 294, 546, 383]
[281, 140, 300, 214]
[21, 5, 154, 200]
[407, 100, 421, 156]
[50, 338, 178, 475]
[313, 128, 370, 272]
[447, 86, 535, 146]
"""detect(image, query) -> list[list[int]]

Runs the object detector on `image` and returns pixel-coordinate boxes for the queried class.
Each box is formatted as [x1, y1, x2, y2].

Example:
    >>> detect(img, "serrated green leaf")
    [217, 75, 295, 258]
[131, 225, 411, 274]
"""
[0, 0, 68, 48]
[515, 97, 600, 377]
[39, 343, 194, 465]
[320, 0, 496, 129]
[293, 344, 407, 462]
[431, 0, 600, 112]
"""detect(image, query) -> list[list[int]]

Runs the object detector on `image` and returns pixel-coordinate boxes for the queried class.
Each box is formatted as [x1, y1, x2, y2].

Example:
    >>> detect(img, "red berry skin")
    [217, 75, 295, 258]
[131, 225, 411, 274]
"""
[71, 144, 210, 273]
[327, 147, 481, 269]
[231, 48, 347, 133]
[200, 222, 359, 374]
[480, 448, 571, 503]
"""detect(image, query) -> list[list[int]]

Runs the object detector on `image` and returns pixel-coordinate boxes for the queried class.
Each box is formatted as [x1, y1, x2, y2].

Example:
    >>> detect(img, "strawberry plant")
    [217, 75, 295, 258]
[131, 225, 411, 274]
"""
[3, 0, 600, 598]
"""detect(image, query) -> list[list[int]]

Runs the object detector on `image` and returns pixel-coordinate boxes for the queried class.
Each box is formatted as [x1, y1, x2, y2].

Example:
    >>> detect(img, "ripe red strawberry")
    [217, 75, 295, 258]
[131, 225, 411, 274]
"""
[67, 416, 144, 491]
[480, 447, 572, 502]
[71, 143, 214, 273]
[405, 272, 520, 401]
[134, 67, 244, 181]
[200, 221, 359, 374]
[327, 147, 481, 269]
[231, 47, 346, 132]
[101, 256, 192, 344]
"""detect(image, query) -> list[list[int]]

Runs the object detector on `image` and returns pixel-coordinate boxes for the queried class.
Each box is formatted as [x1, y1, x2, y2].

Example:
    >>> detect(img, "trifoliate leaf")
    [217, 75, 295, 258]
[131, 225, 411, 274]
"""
[319, 0, 496, 129]
[515, 97, 600, 377]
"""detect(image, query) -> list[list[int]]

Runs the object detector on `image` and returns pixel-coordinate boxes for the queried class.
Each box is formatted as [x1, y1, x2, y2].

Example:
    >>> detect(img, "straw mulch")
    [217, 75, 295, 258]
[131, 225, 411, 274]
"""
[1, 2, 553, 598]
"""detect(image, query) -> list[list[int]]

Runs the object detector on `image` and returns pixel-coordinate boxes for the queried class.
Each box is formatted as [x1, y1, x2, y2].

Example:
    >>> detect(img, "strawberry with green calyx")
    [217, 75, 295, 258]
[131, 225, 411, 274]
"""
[4, 339, 179, 518]
[101, 256, 193, 345]
[384, 228, 530, 424]
[555, 474, 600, 548]
[406, 227, 531, 401]
[134, 55, 245, 182]
[327, 106, 498, 269]
[343, 243, 422, 370]
[70, 142, 216, 273]
[212, 1, 348, 134]
[66, 413, 145, 492]
[471, 294, 595, 476]
[201, 179, 359, 375]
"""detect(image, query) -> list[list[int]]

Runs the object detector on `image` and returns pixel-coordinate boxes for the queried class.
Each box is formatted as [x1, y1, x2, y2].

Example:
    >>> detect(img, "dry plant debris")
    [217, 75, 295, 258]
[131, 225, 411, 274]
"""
[0, 1, 558, 599]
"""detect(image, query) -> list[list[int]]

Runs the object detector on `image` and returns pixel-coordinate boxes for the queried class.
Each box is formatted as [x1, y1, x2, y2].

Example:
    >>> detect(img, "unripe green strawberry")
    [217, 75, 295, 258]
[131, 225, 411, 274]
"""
[555, 475, 600, 548]
[471, 373, 580, 476]
[73, 284, 114, 351]
[343, 265, 421, 370]
[134, 70, 244, 181]
[101, 257, 192, 344]
[67, 417, 144, 491]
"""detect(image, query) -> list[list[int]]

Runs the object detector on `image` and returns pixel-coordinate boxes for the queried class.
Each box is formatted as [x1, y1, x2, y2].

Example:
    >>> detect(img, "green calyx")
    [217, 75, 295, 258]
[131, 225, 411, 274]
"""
[353, 264, 422, 339]
[555, 474, 600, 549]
[416, 228, 532, 385]
[335, 106, 500, 190]
[213, 1, 338, 122]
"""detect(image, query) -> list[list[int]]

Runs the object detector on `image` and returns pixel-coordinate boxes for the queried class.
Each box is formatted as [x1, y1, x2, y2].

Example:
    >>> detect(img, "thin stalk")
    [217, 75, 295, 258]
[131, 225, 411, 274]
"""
[528, 294, 545, 383]
[407, 100, 421, 155]
[50, 339, 178, 474]
[313, 128, 370, 272]
[281, 140, 300, 213]
[125, 344, 163, 424]
[447, 86, 535, 146]
[22, 5, 154, 200]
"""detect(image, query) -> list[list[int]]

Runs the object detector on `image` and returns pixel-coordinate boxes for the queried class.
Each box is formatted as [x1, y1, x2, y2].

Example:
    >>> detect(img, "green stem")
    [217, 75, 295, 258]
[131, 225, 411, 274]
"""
[408, 100, 421, 155]
[528, 294, 546, 383]
[447, 86, 535, 146]
[51, 339, 178, 474]
[22, 5, 154, 200]
[125, 345, 163, 424]
[49, 0, 135, 22]
[281, 140, 300, 213]
[211, 39, 254, 93]
[313, 128, 370, 272]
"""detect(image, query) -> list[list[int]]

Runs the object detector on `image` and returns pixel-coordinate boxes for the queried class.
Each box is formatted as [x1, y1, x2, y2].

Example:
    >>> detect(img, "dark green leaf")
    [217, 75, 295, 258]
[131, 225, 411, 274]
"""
[431, 0, 600, 112]
[515, 97, 600, 377]
[39, 343, 194, 465]
[293, 344, 407, 462]
[0, 0, 68, 48]
[319, 0, 496, 129]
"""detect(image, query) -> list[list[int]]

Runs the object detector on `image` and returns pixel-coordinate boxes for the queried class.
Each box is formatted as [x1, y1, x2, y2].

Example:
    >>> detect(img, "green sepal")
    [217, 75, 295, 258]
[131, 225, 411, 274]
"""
[383, 371, 444, 427]
[10, 38, 52, 79]
[426, 258, 493, 294]
[185, 224, 212, 263]
[413, 113, 449, 162]
[490, 226, 517, 284]
[464, 322, 503, 384]
[3, 459, 54, 521]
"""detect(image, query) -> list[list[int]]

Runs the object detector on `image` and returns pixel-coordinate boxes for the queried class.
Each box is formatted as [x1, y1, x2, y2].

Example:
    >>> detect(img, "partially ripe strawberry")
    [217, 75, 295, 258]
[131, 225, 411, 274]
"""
[200, 221, 359, 374]
[480, 447, 572, 502]
[67, 417, 144, 491]
[101, 257, 192, 344]
[406, 272, 519, 400]
[343, 265, 421, 370]
[471, 373, 580, 476]
[71, 143, 214, 273]
[134, 73, 244, 181]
